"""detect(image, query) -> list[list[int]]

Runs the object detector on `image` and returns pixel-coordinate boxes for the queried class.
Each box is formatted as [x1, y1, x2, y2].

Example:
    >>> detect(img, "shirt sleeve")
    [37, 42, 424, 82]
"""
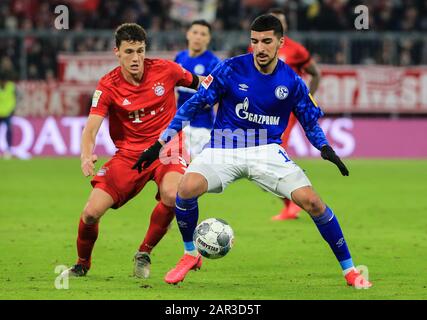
[291, 73, 328, 150]
[89, 83, 111, 117]
[169, 60, 194, 87]
[160, 59, 230, 142]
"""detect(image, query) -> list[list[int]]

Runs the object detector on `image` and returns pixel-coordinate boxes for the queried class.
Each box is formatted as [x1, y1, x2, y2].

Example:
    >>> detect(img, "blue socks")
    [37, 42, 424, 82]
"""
[312, 206, 354, 272]
[175, 197, 354, 271]
[175, 194, 199, 253]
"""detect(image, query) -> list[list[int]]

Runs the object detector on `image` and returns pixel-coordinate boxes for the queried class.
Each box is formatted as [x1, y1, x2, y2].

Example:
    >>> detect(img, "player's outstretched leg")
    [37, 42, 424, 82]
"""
[272, 115, 302, 221]
[134, 202, 174, 279]
[135, 171, 182, 279]
[61, 188, 113, 278]
[272, 198, 302, 220]
[164, 173, 207, 284]
[164, 195, 202, 284]
[292, 186, 372, 289]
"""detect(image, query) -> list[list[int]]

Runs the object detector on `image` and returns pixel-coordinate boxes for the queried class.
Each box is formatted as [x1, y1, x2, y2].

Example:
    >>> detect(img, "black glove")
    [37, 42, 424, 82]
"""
[132, 141, 163, 173]
[320, 145, 349, 176]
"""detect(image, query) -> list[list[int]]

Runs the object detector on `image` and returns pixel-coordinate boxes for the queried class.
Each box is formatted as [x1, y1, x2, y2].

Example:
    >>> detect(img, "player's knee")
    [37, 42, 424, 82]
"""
[177, 173, 207, 199]
[304, 196, 325, 216]
[177, 183, 196, 199]
[160, 187, 177, 207]
[82, 203, 105, 224]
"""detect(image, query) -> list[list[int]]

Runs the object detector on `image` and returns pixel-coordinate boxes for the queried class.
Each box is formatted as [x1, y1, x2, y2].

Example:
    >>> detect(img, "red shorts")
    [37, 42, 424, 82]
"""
[91, 148, 187, 209]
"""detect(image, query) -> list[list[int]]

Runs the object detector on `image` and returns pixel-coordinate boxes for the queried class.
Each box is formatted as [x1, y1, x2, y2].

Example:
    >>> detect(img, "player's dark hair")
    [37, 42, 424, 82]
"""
[190, 19, 212, 33]
[115, 23, 147, 48]
[268, 7, 286, 16]
[250, 14, 283, 38]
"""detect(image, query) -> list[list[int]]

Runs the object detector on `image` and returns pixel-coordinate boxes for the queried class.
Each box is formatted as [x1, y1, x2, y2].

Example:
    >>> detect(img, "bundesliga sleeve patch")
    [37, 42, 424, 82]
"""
[91, 90, 102, 107]
[201, 74, 214, 89]
[308, 93, 318, 107]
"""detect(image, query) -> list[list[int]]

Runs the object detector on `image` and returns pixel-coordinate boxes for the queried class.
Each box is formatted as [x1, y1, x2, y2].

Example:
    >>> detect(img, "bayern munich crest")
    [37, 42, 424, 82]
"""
[275, 85, 289, 100]
[152, 82, 165, 96]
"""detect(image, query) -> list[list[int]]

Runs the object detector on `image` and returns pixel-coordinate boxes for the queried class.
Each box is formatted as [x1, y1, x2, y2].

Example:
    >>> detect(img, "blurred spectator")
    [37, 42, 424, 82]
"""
[0, 57, 17, 80]
[421, 0, 427, 30]
[373, 0, 397, 31]
[0, 70, 17, 159]
[400, 6, 420, 31]
[311, 0, 351, 31]
[0, 0, 426, 80]
[0, 0, 425, 33]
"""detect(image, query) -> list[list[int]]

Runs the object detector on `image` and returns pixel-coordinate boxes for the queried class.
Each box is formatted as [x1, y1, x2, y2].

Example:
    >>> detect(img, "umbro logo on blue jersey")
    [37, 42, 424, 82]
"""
[238, 83, 249, 91]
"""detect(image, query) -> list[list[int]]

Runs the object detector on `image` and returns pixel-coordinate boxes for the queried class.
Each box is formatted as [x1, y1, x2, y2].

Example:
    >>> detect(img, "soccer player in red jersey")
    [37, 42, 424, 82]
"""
[269, 8, 322, 220]
[61, 23, 202, 279]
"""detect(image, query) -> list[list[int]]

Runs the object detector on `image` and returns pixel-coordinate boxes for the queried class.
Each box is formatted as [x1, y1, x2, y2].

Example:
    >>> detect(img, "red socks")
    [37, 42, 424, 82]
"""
[284, 198, 291, 207]
[75, 201, 173, 268]
[76, 217, 99, 269]
[139, 202, 175, 254]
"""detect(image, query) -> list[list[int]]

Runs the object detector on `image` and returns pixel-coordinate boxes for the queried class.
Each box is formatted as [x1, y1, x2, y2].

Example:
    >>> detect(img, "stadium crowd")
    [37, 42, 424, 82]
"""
[1, 0, 426, 32]
[0, 0, 426, 80]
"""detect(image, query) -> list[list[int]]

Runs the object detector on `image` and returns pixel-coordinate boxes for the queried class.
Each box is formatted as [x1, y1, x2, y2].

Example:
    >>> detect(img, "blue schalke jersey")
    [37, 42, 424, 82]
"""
[163, 53, 328, 149]
[175, 50, 221, 129]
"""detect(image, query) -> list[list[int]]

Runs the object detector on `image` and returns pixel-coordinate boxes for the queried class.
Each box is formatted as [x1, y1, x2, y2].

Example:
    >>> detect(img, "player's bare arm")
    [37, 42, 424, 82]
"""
[304, 60, 321, 95]
[80, 114, 104, 177]
[213, 103, 219, 114]
[196, 75, 205, 89]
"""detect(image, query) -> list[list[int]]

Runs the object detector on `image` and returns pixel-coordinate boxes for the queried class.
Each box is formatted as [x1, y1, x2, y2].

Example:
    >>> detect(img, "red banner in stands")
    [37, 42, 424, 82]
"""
[57, 52, 175, 83]
[13, 59, 427, 116]
[15, 81, 93, 117]
[316, 65, 427, 114]
[57, 53, 118, 83]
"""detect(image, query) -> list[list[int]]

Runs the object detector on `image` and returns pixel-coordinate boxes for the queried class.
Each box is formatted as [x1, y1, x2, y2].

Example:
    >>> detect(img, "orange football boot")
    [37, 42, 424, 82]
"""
[345, 269, 372, 289]
[164, 253, 202, 284]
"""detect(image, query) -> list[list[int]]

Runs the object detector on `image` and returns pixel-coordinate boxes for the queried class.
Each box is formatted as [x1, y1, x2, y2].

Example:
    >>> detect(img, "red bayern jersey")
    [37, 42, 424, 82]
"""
[90, 59, 193, 152]
[278, 36, 311, 76]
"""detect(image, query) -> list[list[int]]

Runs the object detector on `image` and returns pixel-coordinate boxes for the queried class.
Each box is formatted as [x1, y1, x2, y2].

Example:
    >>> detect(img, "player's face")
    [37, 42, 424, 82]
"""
[114, 41, 146, 76]
[250, 30, 284, 68]
[187, 24, 210, 53]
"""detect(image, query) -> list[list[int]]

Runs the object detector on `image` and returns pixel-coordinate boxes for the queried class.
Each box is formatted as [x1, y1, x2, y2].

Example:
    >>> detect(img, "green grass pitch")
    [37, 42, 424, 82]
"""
[1, 158, 426, 300]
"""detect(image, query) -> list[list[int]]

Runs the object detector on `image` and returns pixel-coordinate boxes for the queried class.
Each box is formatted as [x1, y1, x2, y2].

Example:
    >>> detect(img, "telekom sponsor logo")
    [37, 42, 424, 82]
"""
[1, 117, 427, 158]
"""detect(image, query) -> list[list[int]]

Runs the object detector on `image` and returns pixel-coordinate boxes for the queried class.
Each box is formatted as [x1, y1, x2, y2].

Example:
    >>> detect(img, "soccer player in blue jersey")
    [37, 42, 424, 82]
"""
[133, 15, 372, 289]
[175, 20, 221, 159]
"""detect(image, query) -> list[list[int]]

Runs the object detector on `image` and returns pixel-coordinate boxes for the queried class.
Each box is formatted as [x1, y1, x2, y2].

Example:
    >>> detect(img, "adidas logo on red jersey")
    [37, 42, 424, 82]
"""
[122, 98, 131, 106]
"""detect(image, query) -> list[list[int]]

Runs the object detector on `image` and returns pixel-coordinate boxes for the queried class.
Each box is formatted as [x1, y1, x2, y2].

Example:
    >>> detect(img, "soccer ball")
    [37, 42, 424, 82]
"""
[193, 218, 234, 259]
